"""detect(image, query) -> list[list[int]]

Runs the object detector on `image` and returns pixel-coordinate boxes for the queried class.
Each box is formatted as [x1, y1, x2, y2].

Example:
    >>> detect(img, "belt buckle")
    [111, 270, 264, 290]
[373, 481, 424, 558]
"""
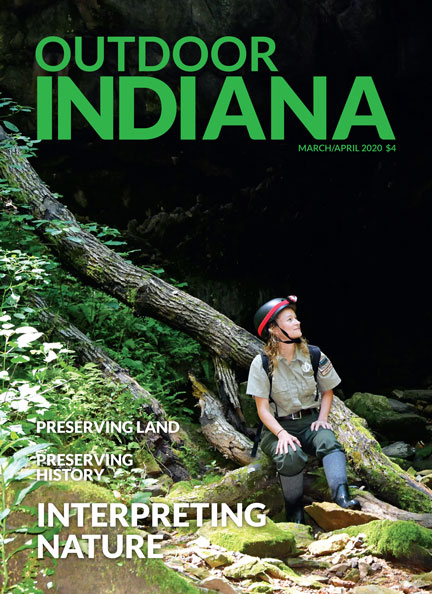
[291, 411, 302, 420]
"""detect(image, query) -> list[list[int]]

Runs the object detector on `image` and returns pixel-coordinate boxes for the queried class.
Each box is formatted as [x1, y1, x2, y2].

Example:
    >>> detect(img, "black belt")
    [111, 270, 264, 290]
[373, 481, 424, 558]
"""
[278, 408, 318, 421]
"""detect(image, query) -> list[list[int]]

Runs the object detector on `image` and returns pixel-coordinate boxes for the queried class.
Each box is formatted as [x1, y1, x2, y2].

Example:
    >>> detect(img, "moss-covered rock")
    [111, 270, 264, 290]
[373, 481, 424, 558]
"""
[5, 480, 202, 594]
[198, 514, 297, 558]
[276, 522, 314, 550]
[333, 520, 432, 569]
[345, 392, 428, 440]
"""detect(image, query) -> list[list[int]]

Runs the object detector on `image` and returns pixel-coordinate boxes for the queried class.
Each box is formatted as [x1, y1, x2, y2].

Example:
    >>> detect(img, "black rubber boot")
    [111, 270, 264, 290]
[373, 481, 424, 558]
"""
[278, 473, 305, 523]
[333, 483, 361, 510]
[284, 495, 305, 524]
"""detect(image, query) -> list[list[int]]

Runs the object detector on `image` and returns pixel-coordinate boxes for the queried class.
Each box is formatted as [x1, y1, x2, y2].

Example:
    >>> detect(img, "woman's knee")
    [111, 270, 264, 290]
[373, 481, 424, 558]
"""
[313, 429, 343, 459]
[275, 448, 308, 476]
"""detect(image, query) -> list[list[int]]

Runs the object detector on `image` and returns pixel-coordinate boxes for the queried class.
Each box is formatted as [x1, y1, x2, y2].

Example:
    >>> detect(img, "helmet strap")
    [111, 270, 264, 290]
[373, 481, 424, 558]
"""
[274, 322, 302, 344]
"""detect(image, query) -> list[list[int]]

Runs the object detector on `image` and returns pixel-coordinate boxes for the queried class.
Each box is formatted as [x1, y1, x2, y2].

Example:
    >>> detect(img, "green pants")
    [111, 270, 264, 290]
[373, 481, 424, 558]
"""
[260, 411, 343, 477]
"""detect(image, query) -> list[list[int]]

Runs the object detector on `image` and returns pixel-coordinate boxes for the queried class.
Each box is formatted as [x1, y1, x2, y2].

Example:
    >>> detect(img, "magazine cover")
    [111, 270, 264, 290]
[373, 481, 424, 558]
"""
[1, 2, 431, 593]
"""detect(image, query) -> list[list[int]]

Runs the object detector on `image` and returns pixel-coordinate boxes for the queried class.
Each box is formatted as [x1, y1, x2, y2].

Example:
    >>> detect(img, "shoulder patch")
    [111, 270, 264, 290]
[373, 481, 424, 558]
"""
[319, 354, 333, 376]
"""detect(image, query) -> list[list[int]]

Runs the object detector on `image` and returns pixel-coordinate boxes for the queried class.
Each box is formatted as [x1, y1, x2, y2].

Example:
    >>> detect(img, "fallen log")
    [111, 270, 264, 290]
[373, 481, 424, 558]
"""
[152, 456, 282, 518]
[29, 293, 190, 481]
[355, 491, 432, 528]
[190, 373, 257, 466]
[328, 396, 432, 513]
[1, 126, 431, 513]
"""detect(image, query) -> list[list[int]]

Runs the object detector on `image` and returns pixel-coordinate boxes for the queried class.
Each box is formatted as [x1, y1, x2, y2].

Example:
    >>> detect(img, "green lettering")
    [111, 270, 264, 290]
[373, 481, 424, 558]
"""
[180, 77, 196, 140]
[58, 77, 113, 140]
[333, 76, 395, 140]
[138, 37, 170, 72]
[75, 37, 104, 72]
[36, 77, 53, 139]
[119, 77, 176, 140]
[271, 76, 327, 140]
[35, 36, 71, 72]
[204, 77, 265, 140]
[107, 36, 136, 72]
[251, 37, 278, 72]
[173, 37, 208, 72]
[211, 37, 247, 72]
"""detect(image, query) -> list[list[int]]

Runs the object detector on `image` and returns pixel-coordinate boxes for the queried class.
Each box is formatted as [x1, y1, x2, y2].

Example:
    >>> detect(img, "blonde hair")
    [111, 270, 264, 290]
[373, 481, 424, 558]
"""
[263, 306, 309, 372]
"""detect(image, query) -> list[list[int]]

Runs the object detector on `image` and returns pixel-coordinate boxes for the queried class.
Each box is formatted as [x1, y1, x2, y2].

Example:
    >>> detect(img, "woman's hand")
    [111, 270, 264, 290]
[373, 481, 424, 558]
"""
[275, 430, 302, 454]
[310, 419, 332, 431]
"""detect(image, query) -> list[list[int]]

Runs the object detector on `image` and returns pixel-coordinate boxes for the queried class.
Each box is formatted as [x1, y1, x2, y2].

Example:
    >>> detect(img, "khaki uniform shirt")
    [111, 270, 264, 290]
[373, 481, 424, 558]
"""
[246, 346, 341, 417]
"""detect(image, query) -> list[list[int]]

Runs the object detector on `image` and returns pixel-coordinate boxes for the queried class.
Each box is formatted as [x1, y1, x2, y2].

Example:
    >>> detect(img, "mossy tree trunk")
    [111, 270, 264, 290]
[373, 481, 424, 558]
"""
[329, 396, 432, 513]
[30, 294, 190, 481]
[1, 127, 431, 513]
[0, 127, 261, 369]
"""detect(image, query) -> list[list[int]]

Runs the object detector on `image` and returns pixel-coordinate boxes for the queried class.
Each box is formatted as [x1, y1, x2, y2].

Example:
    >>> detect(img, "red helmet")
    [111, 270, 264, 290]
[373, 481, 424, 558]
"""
[254, 296, 298, 339]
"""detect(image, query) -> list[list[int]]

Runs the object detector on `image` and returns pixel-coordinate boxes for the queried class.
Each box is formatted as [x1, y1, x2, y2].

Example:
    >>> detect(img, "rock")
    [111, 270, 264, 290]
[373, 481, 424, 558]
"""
[412, 571, 432, 588]
[333, 520, 432, 570]
[200, 576, 240, 594]
[260, 557, 284, 566]
[329, 561, 351, 575]
[198, 515, 297, 558]
[329, 576, 356, 588]
[304, 501, 379, 531]
[247, 584, 275, 593]
[285, 557, 330, 569]
[387, 398, 417, 414]
[358, 559, 372, 579]
[345, 568, 361, 582]
[308, 533, 351, 556]
[392, 389, 432, 404]
[190, 535, 211, 548]
[193, 548, 232, 567]
[222, 556, 296, 580]
[276, 522, 314, 549]
[345, 392, 428, 440]
[353, 586, 404, 594]
[382, 441, 416, 459]
[6, 481, 201, 594]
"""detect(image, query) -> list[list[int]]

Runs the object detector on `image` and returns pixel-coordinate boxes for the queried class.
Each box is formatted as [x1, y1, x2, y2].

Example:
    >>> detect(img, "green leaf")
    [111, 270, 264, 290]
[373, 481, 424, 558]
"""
[130, 491, 151, 504]
[3, 456, 29, 484]
[3, 120, 19, 132]
[12, 442, 50, 460]
[0, 508, 10, 521]
[66, 236, 84, 244]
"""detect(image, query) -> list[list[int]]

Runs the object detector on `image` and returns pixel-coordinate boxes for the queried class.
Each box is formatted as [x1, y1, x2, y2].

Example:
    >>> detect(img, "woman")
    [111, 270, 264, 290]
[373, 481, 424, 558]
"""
[247, 296, 360, 523]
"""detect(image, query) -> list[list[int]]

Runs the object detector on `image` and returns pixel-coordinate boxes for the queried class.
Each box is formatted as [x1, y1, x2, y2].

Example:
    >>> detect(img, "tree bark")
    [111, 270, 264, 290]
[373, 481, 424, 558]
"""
[190, 373, 257, 466]
[153, 456, 281, 518]
[1, 126, 431, 513]
[354, 491, 432, 528]
[213, 355, 249, 434]
[328, 396, 432, 513]
[29, 293, 190, 481]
